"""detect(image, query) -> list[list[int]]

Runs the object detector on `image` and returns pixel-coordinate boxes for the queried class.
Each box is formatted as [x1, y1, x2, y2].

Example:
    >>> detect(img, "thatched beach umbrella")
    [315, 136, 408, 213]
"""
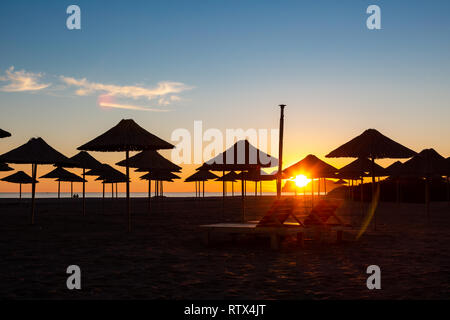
[116, 150, 181, 212]
[0, 137, 73, 224]
[0, 162, 13, 172]
[63, 151, 102, 215]
[0, 128, 11, 138]
[385, 161, 404, 203]
[1, 171, 37, 200]
[338, 157, 386, 203]
[56, 174, 86, 198]
[326, 129, 416, 186]
[185, 170, 219, 198]
[78, 119, 174, 231]
[398, 149, 448, 220]
[216, 171, 240, 196]
[283, 154, 338, 201]
[140, 171, 180, 198]
[198, 140, 277, 221]
[327, 129, 416, 227]
[117, 150, 181, 172]
[40, 167, 83, 198]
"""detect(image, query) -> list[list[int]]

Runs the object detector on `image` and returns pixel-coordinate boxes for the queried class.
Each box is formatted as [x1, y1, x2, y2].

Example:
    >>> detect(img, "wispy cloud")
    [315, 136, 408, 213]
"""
[61, 76, 191, 105]
[0, 66, 51, 92]
[99, 101, 169, 112]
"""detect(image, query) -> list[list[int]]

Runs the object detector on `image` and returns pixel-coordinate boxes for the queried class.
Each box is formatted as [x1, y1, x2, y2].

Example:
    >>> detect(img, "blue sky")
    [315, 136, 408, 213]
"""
[1, 0, 450, 191]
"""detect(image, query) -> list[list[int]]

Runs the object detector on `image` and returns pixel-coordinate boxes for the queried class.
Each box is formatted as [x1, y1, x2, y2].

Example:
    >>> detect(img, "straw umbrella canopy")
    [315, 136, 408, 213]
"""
[283, 154, 338, 199]
[78, 119, 174, 231]
[0, 137, 73, 224]
[56, 174, 86, 198]
[140, 171, 180, 198]
[0, 128, 11, 138]
[385, 160, 404, 203]
[283, 154, 338, 179]
[185, 170, 219, 198]
[215, 171, 240, 197]
[1, 171, 37, 199]
[40, 167, 83, 199]
[117, 150, 181, 172]
[116, 150, 181, 209]
[62, 151, 103, 215]
[198, 140, 277, 221]
[326, 129, 416, 186]
[398, 149, 448, 219]
[0, 162, 14, 171]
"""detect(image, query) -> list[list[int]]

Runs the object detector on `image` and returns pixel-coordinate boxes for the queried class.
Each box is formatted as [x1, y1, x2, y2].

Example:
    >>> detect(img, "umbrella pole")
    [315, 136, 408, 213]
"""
[371, 157, 377, 231]
[260, 181, 262, 196]
[446, 176, 449, 207]
[82, 168, 86, 216]
[148, 178, 151, 213]
[31, 163, 37, 225]
[426, 177, 430, 223]
[111, 183, 114, 199]
[102, 183, 105, 213]
[19, 183, 22, 201]
[396, 178, 400, 204]
[126, 150, 131, 232]
[58, 181, 60, 199]
[241, 175, 245, 222]
[203, 181, 205, 198]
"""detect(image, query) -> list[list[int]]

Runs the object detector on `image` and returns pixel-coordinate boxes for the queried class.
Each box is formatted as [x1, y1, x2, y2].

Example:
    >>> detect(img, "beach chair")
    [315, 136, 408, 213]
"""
[299, 199, 349, 243]
[200, 198, 305, 250]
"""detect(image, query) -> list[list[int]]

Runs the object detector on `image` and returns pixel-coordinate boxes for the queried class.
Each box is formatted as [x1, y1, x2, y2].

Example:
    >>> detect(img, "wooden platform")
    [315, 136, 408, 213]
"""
[201, 222, 336, 249]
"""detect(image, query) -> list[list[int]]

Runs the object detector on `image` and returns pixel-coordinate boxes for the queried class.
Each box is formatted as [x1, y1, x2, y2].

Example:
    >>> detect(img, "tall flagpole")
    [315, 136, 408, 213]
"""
[277, 104, 286, 199]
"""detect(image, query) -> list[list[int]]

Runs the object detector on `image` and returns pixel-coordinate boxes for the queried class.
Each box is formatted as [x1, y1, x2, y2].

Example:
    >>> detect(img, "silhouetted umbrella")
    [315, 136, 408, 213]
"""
[117, 150, 181, 210]
[0, 128, 11, 138]
[283, 154, 338, 201]
[216, 171, 240, 197]
[140, 171, 180, 198]
[385, 161, 404, 203]
[398, 149, 447, 220]
[327, 129, 416, 228]
[56, 174, 86, 198]
[0, 162, 13, 171]
[185, 170, 218, 198]
[338, 157, 386, 204]
[339, 157, 386, 177]
[1, 171, 37, 199]
[40, 167, 84, 199]
[199, 140, 277, 221]
[63, 151, 103, 215]
[117, 150, 181, 172]
[0, 137, 73, 224]
[78, 119, 174, 231]
[327, 128, 415, 184]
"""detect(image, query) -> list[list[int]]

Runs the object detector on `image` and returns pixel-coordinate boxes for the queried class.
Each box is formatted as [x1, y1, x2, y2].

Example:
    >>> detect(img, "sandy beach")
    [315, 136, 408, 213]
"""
[0, 195, 449, 299]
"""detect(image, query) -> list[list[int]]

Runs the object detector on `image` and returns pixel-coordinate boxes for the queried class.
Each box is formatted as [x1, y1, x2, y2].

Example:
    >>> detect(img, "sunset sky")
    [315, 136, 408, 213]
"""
[1, 0, 450, 194]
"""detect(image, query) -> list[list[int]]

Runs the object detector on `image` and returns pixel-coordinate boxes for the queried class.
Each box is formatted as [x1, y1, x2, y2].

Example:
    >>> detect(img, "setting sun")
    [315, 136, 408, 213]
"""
[294, 175, 311, 188]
